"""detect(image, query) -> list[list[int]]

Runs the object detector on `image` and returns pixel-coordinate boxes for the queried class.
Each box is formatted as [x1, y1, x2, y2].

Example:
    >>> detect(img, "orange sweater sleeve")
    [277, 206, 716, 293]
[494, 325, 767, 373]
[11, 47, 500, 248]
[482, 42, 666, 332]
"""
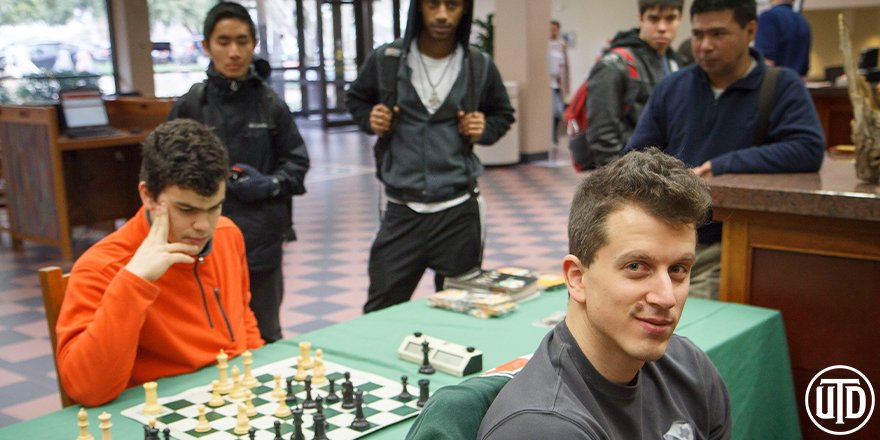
[55, 266, 160, 406]
[238, 245, 265, 349]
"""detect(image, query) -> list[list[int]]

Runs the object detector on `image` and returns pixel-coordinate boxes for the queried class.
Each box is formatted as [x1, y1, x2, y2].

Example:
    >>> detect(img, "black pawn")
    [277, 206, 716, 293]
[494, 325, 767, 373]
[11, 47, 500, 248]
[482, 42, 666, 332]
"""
[324, 378, 340, 404]
[343, 371, 352, 389]
[162, 427, 170, 440]
[286, 377, 298, 407]
[272, 420, 282, 440]
[315, 395, 329, 428]
[149, 427, 160, 440]
[341, 380, 355, 409]
[419, 340, 435, 374]
[349, 390, 370, 431]
[290, 406, 305, 440]
[312, 413, 329, 440]
[252, 425, 260, 440]
[397, 375, 413, 401]
[417, 379, 430, 407]
[302, 376, 317, 409]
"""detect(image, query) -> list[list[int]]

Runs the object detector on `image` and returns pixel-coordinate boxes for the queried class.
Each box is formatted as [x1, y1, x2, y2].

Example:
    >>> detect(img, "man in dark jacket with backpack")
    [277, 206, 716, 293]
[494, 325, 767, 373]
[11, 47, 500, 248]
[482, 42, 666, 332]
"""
[345, 0, 515, 313]
[169, 1, 310, 342]
[625, 0, 824, 299]
[570, 0, 683, 171]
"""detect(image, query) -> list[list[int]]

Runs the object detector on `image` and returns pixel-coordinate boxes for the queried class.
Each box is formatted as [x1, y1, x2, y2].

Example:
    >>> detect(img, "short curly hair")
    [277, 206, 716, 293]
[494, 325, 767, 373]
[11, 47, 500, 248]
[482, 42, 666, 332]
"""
[568, 148, 711, 267]
[139, 119, 228, 198]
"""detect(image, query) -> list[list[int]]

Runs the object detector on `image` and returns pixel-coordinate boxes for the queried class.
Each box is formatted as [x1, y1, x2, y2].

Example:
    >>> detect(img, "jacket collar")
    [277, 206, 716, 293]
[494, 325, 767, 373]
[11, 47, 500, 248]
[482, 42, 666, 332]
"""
[205, 63, 262, 96]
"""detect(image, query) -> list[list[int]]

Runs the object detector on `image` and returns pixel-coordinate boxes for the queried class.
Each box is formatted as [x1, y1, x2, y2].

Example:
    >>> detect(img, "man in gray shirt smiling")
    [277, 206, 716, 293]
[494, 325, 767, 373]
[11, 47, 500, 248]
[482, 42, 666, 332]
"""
[478, 148, 731, 439]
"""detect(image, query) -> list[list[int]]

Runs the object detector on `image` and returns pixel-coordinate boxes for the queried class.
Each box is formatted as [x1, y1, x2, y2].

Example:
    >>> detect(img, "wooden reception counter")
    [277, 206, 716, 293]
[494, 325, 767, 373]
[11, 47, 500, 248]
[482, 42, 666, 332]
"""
[0, 97, 174, 259]
[710, 156, 879, 439]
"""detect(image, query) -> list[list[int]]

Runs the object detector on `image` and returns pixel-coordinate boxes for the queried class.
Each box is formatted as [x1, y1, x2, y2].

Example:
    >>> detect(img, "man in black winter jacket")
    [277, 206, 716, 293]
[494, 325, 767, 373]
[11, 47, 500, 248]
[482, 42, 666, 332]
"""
[345, 0, 515, 313]
[581, 0, 683, 170]
[169, 1, 310, 342]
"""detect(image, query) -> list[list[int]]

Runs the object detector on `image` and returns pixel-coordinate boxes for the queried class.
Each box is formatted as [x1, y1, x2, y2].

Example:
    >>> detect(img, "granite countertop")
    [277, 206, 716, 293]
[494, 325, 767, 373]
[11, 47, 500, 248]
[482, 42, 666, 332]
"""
[709, 156, 880, 222]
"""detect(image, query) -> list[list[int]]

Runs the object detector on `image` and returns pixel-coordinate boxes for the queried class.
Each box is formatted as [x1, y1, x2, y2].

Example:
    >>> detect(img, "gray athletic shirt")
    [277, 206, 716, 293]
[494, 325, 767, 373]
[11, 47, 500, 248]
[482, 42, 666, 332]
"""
[477, 322, 732, 439]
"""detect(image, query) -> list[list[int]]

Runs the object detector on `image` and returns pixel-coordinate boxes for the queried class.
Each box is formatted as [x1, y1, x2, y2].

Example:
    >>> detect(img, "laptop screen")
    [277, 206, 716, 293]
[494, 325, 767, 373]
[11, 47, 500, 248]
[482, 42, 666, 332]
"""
[59, 90, 110, 129]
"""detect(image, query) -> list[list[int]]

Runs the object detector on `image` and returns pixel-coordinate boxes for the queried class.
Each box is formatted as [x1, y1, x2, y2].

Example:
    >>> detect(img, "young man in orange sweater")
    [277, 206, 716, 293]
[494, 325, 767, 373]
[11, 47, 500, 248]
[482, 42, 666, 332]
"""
[56, 119, 264, 406]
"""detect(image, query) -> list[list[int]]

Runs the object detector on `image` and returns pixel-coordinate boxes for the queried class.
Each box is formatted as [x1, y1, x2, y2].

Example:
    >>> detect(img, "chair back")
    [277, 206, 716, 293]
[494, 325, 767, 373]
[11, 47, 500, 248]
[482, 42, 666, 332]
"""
[38, 266, 75, 407]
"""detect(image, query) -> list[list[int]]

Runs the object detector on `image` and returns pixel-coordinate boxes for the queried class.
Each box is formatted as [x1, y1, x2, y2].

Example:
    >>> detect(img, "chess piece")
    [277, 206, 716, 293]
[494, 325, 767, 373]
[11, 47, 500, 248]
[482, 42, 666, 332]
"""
[298, 341, 314, 369]
[419, 340, 435, 374]
[285, 377, 298, 407]
[229, 365, 245, 400]
[250, 426, 257, 440]
[397, 375, 413, 401]
[217, 349, 232, 394]
[241, 350, 257, 388]
[194, 405, 212, 432]
[341, 379, 355, 410]
[233, 403, 250, 435]
[143, 381, 162, 415]
[417, 379, 430, 407]
[311, 413, 329, 440]
[312, 357, 328, 385]
[290, 406, 305, 440]
[162, 427, 170, 440]
[207, 379, 225, 407]
[302, 376, 317, 409]
[325, 378, 340, 404]
[293, 360, 307, 382]
[314, 396, 329, 428]
[273, 420, 282, 440]
[76, 407, 94, 440]
[98, 411, 112, 440]
[272, 373, 286, 399]
[349, 390, 369, 430]
[274, 396, 292, 418]
[245, 389, 258, 417]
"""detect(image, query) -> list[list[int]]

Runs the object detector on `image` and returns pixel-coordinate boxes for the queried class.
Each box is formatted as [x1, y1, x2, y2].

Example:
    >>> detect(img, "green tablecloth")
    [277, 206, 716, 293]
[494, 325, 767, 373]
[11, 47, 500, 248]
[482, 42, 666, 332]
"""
[0, 291, 801, 439]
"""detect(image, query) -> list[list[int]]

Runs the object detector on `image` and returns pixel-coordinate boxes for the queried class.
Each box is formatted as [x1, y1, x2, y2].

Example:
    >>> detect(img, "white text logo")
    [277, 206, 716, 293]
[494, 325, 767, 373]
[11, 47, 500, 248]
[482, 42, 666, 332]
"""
[805, 365, 875, 436]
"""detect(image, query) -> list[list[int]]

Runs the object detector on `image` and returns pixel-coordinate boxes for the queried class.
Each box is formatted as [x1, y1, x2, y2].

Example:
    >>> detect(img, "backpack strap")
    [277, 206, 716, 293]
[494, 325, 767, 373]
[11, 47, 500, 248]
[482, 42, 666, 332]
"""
[377, 39, 406, 109]
[609, 47, 640, 80]
[464, 47, 489, 113]
[754, 66, 780, 146]
[179, 82, 207, 120]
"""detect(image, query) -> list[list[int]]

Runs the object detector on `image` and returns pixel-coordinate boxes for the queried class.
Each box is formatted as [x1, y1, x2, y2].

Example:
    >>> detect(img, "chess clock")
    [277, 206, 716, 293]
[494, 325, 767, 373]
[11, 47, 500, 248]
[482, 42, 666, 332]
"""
[397, 332, 483, 377]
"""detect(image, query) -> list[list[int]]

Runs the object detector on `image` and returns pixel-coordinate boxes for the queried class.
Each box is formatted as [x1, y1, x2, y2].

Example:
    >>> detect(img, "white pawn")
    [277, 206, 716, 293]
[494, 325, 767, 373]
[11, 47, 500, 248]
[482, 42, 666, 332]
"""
[207, 379, 225, 407]
[229, 365, 244, 400]
[194, 405, 212, 433]
[312, 357, 327, 386]
[233, 403, 251, 435]
[245, 389, 258, 417]
[98, 412, 112, 440]
[241, 350, 257, 388]
[142, 381, 162, 415]
[294, 362, 308, 382]
[298, 341, 314, 369]
[271, 374, 285, 399]
[76, 407, 95, 440]
[274, 396, 292, 418]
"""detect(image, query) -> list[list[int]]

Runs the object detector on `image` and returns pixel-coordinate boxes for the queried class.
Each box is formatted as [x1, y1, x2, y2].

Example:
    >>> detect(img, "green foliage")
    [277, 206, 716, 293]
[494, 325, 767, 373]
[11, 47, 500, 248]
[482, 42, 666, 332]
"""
[473, 13, 494, 57]
[149, 0, 218, 35]
[0, 0, 105, 25]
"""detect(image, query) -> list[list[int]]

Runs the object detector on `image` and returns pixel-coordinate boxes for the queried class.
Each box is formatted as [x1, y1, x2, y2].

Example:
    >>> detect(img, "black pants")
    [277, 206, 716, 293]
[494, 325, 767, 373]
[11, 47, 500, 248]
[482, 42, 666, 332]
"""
[249, 265, 284, 343]
[365, 196, 484, 313]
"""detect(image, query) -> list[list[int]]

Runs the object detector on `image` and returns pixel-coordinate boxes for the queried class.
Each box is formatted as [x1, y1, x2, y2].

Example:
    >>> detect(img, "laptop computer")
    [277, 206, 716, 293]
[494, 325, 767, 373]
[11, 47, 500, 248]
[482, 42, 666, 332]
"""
[59, 89, 123, 138]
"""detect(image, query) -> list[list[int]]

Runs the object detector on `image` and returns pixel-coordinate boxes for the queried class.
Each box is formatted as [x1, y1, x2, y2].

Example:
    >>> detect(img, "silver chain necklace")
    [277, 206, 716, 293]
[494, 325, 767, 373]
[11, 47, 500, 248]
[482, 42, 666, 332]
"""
[417, 48, 455, 110]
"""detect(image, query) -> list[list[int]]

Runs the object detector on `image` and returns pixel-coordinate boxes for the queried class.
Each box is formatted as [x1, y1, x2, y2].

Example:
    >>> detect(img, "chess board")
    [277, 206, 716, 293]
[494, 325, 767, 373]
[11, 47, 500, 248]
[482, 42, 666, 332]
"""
[121, 358, 422, 439]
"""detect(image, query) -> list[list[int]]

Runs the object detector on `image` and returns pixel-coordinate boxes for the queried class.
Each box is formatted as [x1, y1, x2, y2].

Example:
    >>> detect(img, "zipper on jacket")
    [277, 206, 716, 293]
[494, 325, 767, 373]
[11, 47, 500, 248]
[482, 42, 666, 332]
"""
[193, 258, 214, 329]
[213, 288, 236, 343]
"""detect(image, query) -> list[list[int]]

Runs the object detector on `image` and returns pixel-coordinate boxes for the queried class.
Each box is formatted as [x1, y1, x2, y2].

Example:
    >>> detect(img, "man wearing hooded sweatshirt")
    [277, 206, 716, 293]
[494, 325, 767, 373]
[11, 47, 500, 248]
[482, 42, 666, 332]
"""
[579, 0, 683, 170]
[170, 2, 310, 343]
[346, 0, 515, 313]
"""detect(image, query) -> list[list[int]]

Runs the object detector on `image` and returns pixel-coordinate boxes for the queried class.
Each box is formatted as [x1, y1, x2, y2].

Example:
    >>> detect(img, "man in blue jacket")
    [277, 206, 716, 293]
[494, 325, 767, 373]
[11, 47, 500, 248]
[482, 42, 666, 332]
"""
[625, 0, 824, 299]
[755, 0, 811, 76]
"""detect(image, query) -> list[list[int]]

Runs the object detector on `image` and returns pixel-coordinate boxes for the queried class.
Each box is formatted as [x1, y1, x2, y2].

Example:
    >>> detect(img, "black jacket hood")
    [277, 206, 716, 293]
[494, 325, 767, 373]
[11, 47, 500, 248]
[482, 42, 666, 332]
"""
[609, 28, 650, 50]
[403, 0, 474, 50]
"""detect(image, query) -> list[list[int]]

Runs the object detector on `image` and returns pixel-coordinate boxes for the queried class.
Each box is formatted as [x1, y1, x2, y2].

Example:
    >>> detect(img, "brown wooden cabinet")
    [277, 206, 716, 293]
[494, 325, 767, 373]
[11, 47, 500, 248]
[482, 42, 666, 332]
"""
[711, 158, 880, 439]
[0, 98, 173, 259]
[809, 85, 854, 149]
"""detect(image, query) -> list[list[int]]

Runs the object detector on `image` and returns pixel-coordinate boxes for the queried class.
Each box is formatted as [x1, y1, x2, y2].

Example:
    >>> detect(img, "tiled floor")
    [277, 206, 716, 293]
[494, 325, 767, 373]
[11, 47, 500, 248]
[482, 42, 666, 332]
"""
[0, 123, 581, 426]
